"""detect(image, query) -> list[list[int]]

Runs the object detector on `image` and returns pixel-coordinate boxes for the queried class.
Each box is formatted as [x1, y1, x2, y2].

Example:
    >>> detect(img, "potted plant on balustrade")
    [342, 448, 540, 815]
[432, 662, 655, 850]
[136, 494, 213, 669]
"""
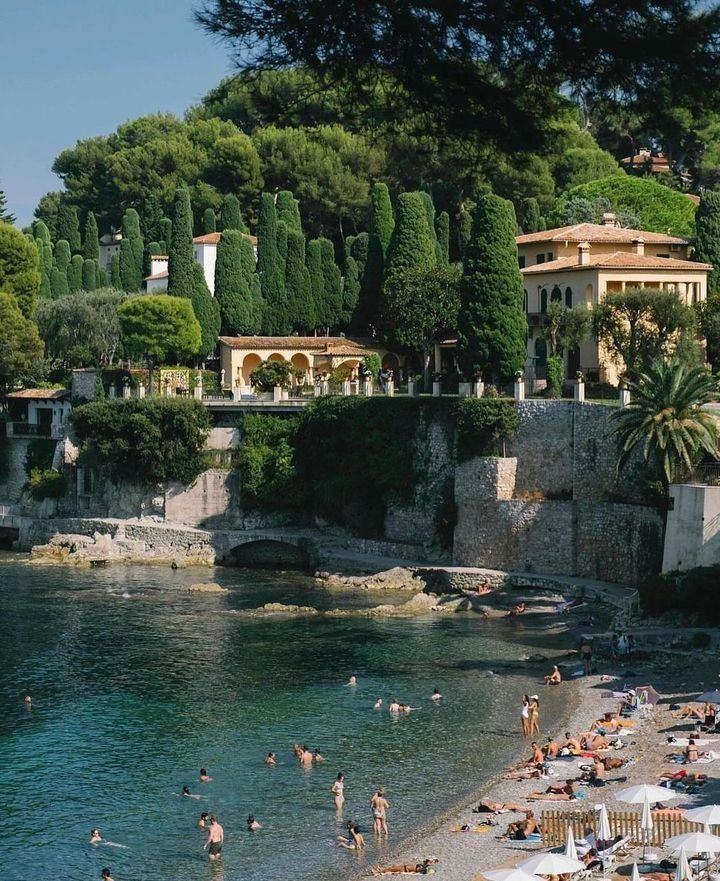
[250, 361, 292, 401]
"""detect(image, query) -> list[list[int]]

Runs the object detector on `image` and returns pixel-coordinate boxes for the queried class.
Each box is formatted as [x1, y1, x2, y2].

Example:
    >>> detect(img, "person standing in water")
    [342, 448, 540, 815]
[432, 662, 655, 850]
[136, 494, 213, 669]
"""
[431, 689, 442, 702]
[204, 815, 224, 861]
[521, 694, 531, 736]
[332, 772, 345, 811]
[371, 789, 389, 835]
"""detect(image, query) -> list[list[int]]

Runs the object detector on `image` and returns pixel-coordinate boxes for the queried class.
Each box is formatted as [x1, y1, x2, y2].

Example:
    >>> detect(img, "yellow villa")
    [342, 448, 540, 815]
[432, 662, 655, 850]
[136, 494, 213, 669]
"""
[218, 336, 401, 392]
[517, 214, 711, 384]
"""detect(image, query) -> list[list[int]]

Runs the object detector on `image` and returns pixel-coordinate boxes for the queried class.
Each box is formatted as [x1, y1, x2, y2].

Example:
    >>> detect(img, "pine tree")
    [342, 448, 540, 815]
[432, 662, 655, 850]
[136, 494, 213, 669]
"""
[215, 229, 258, 334]
[457, 194, 528, 383]
[50, 266, 69, 299]
[319, 237, 343, 328]
[110, 254, 121, 288]
[83, 211, 100, 260]
[221, 193, 247, 232]
[54, 239, 71, 272]
[56, 204, 81, 252]
[436, 211, 450, 266]
[140, 194, 166, 243]
[191, 263, 221, 357]
[276, 190, 302, 232]
[520, 197, 542, 234]
[82, 258, 97, 291]
[364, 183, 394, 316]
[0, 187, 16, 224]
[285, 230, 314, 331]
[159, 217, 172, 251]
[695, 191, 720, 294]
[68, 254, 83, 292]
[202, 208, 217, 235]
[167, 188, 194, 297]
[306, 238, 325, 329]
[119, 208, 144, 292]
[97, 264, 108, 288]
[385, 192, 437, 281]
[257, 193, 289, 334]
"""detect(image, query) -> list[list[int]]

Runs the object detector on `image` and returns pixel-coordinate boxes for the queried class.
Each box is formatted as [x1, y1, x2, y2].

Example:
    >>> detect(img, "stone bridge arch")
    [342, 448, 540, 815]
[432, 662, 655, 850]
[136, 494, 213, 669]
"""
[220, 534, 316, 570]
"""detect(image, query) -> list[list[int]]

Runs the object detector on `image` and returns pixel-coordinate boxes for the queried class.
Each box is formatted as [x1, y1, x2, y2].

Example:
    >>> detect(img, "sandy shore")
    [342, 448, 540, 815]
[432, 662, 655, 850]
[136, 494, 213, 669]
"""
[355, 632, 720, 881]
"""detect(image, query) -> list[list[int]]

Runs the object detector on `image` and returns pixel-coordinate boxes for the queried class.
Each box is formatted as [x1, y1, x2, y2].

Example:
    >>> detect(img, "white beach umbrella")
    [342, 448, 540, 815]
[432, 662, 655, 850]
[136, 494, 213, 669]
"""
[631, 863, 641, 881]
[685, 805, 720, 828]
[565, 824, 578, 860]
[597, 804, 612, 842]
[484, 869, 545, 881]
[641, 796, 654, 860]
[520, 853, 585, 875]
[675, 847, 693, 881]
[617, 784, 679, 805]
[665, 831, 720, 854]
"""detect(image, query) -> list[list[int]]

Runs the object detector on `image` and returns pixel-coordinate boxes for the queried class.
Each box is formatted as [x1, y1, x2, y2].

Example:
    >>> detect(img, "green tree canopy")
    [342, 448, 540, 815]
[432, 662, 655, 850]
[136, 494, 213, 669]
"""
[167, 188, 195, 297]
[384, 192, 436, 281]
[457, 194, 527, 382]
[202, 207, 217, 234]
[56, 203, 81, 251]
[0, 290, 44, 388]
[276, 190, 302, 232]
[118, 295, 202, 364]
[0, 220, 40, 318]
[214, 229, 260, 334]
[37, 288, 125, 367]
[285, 230, 314, 331]
[694, 191, 720, 294]
[220, 192, 247, 231]
[83, 211, 100, 260]
[119, 208, 144, 292]
[190, 263, 221, 357]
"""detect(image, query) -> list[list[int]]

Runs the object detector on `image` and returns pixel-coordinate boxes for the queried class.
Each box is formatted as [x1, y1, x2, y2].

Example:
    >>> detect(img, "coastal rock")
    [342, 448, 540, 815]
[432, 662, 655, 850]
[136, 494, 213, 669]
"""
[188, 582, 228, 593]
[317, 566, 422, 592]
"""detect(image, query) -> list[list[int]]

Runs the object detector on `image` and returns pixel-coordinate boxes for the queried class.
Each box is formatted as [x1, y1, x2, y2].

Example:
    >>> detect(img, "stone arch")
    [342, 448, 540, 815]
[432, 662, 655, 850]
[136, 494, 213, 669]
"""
[540, 288, 548, 313]
[290, 353, 311, 384]
[223, 539, 311, 570]
[382, 353, 400, 373]
[336, 359, 361, 379]
[268, 352, 287, 363]
[565, 286, 573, 309]
[242, 353, 263, 384]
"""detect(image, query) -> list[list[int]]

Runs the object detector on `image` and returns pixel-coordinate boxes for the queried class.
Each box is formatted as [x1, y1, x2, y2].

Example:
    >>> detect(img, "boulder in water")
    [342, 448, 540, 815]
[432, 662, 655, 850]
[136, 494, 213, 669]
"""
[188, 582, 228, 593]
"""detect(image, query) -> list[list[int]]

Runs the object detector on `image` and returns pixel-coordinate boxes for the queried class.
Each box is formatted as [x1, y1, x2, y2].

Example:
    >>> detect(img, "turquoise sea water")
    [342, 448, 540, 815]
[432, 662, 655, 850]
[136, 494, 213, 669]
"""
[0, 559, 571, 881]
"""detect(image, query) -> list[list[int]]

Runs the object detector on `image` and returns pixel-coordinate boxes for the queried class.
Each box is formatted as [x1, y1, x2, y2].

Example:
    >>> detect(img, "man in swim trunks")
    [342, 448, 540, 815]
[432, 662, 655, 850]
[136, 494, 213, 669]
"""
[543, 737, 561, 758]
[371, 790, 389, 835]
[563, 732, 582, 754]
[505, 810, 540, 840]
[204, 815, 224, 861]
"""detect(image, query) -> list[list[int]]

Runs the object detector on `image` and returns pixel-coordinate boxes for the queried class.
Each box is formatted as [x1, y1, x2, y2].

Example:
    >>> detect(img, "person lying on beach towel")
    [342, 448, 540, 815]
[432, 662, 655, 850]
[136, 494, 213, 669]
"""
[526, 780, 577, 801]
[370, 858, 439, 875]
[504, 762, 546, 780]
[672, 704, 707, 720]
[473, 799, 527, 814]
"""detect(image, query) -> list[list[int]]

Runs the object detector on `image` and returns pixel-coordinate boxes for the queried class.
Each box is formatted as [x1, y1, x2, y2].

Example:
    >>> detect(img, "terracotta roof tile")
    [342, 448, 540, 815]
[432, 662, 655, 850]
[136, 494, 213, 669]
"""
[516, 223, 691, 246]
[218, 336, 382, 353]
[521, 251, 711, 275]
[193, 232, 258, 246]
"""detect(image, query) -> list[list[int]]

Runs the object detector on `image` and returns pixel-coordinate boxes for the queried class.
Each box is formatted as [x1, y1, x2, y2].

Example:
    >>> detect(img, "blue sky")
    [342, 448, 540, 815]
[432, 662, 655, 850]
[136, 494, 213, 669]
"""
[0, 0, 233, 226]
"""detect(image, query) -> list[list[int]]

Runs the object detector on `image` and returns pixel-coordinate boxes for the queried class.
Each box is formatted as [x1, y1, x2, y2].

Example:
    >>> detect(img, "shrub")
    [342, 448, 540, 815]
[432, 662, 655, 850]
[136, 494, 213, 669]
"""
[25, 439, 57, 476]
[235, 414, 302, 510]
[250, 360, 292, 391]
[546, 354, 564, 399]
[29, 468, 66, 500]
[638, 565, 720, 625]
[72, 398, 211, 485]
[362, 354, 381, 376]
[454, 398, 519, 461]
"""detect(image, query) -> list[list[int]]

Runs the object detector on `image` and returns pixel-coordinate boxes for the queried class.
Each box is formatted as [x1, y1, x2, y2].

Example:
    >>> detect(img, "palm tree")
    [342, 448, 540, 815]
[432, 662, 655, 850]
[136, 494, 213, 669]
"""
[612, 359, 720, 486]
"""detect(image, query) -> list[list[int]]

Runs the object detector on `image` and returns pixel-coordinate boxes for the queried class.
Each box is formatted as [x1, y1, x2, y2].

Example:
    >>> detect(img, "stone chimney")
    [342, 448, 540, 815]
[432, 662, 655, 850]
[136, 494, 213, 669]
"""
[633, 238, 645, 256]
[578, 241, 590, 266]
[601, 212, 618, 227]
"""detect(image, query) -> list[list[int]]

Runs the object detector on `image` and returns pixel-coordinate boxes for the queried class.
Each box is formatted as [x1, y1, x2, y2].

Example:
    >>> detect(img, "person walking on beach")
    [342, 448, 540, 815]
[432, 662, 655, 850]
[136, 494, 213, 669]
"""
[204, 816, 224, 861]
[529, 695, 540, 736]
[580, 639, 593, 676]
[332, 772, 345, 811]
[371, 789, 389, 835]
[521, 694, 531, 736]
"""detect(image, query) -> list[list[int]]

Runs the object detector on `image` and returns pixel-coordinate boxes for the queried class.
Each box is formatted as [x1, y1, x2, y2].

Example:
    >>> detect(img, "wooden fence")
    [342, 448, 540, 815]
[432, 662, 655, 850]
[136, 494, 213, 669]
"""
[541, 809, 697, 847]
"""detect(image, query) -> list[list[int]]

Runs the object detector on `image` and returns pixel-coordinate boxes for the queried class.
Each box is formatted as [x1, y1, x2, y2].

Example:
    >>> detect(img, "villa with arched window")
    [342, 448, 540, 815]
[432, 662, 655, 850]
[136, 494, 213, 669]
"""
[516, 215, 710, 385]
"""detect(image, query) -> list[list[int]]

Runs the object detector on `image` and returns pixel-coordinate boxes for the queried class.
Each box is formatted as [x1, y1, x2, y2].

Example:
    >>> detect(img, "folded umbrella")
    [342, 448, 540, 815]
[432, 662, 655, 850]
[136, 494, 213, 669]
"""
[675, 847, 693, 881]
[565, 824, 578, 860]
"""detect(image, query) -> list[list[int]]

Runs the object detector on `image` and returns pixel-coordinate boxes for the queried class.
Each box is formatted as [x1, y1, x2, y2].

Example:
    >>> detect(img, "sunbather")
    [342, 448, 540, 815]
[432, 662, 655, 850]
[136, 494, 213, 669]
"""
[474, 799, 527, 814]
[371, 858, 439, 875]
[527, 780, 576, 801]
[672, 704, 706, 720]
[503, 810, 541, 840]
[504, 762, 546, 780]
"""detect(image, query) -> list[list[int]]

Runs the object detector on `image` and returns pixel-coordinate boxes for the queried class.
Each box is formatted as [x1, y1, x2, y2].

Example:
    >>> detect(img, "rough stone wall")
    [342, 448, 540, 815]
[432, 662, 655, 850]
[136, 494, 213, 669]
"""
[0, 439, 32, 502]
[164, 470, 238, 528]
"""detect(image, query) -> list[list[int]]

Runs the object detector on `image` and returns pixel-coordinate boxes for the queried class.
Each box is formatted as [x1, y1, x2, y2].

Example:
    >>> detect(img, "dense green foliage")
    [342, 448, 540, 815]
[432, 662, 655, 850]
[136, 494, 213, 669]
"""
[285, 230, 314, 331]
[593, 288, 697, 378]
[458, 195, 527, 382]
[639, 566, 720, 625]
[29, 468, 66, 500]
[235, 414, 302, 509]
[81, 258, 97, 291]
[612, 359, 719, 485]
[190, 263, 221, 357]
[73, 398, 212, 485]
[214, 229, 261, 334]
[167, 188, 195, 297]
[220, 193, 246, 231]
[454, 398, 520, 461]
[119, 208, 144, 292]
[363, 182, 394, 323]
[118, 295, 201, 363]
[110, 254, 121, 289]
[319, 237, 342, 328]
[276, 190, 302, 232]
[0, 291, 44, 388]
[551, 195, 640, 229]
[0, 186, 16, 225]
[694, 191, 720, 294]
[554, 176, 697, 235]
[140, 195, 167, 244]
[520, 198, 543, 233]
[435, 211, 450, 265]
[385, 192, 436, 281]
[83, 211, 100, 261]
[56, 204, 81, 252]
[0, 221, 40, 318]
[50, 266, 69, 299]
[546, 354, 564, 398]
[37, 289, 125, 367]
[257, 193, 289, 333]
[697, 294, 720, 370]
[202, 207, 217, 234]
[250, 360, 292, 391]
[67, 254, 83, 293]
[54, 239, 71, 273]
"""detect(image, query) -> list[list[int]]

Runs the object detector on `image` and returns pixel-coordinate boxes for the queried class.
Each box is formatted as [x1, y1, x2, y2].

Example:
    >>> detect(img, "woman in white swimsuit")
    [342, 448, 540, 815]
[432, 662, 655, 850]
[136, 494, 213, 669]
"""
[521, 694, 531, 737]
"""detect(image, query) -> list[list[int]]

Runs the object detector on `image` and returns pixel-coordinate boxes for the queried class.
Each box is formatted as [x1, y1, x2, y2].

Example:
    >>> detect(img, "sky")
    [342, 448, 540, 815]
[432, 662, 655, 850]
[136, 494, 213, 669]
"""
[0, 0, 233, 227]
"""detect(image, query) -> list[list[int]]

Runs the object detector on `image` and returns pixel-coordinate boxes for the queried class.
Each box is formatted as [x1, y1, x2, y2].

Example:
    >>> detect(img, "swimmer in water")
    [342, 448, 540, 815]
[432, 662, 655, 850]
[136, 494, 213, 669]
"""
[247, 815, 262, 830]
[431, 689, 442, 701]
[90, 829, 102, 845]
[265, 752, 277, 766]
[181, 786, 202, 799]
[199, 768, 213, 782]
[292, 743, 303, 759]
[24, 695, 32, 707]
[338, 822, 365, 849]
[374, 698, 383, 710]
[101, 870, 114, 881]
[389, 700, 401, 714]
[346, 675, 358, 687]
[300, 746, 314, 766]
[199, 812, 209, 829]
[313, 749, 325, 763]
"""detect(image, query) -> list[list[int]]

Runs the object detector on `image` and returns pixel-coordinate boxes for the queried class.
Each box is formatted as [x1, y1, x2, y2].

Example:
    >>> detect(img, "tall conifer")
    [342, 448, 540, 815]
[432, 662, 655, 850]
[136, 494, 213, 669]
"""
[215, 229, 258, 334]
[167, 188, 194, 297]
[285, 230, 314, 331]
[276, 191, 302, 232]
[56, 204, 81, 252]
[384, 192, 436, 281]
[119, 208, 144, 292]
[257, 193, 289, 334]
[202, 208, 217, 234]
[695, 191, 720, 294]
[83, 211, 100, 260]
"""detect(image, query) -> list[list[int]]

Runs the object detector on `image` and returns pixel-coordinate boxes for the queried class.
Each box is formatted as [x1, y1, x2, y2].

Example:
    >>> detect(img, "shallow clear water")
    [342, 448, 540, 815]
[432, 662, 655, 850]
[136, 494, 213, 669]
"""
[0, 558, 571, 881]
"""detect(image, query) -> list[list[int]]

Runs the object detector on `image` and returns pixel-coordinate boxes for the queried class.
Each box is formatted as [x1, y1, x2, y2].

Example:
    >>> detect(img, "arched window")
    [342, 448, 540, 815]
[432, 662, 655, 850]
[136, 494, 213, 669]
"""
[565, 287, 573, 309]
[534, 337, 547, 366]
[540, 288, 548, 313]
[551, 285, 562, 303]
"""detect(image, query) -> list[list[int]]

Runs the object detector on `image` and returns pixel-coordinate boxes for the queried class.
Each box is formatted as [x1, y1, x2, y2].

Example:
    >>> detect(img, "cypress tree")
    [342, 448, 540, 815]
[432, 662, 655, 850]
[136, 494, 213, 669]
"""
[457, 204, 473, 257]
[420, 191, 438, 242]
[159, 217, 172, 251]
[140, 194, 166, 243]
[82, 258, 97, 291]
[56, 204, 81, 252]
[385, 192, 437, 281]
[694, 191, 720, 294]
[276, 220, 288, 261]
[202, 207, 217, 235]
[120, 208, 144, 292]
[520, 197, 542, 234]
[342, 255, 361, 325]
[33, 220, 52, 245]
[68, 254, 83, 292]
[36, 240, 52, 299]
[97, 264, 108, 288]
[50, 266, 69, 299]
[436, 211, 450, 266]
[83, 211, 100, 260]
[457, 194, 528, 383]
[215, 229, 257, 335]
[276, 190, 302, 232]
[257, 193, 289, 334]
[110, 254, 121, 288]
[54, 239, 71, 272]
[239, 234, 263, 332]
[167, 188, 194, 297]
[285, 230, 314, 331]
[191, 263, 221, 356]
[364, 183, 394, 310]
[221, 193, 247, 232]
[350, 232, 369, 280]
[319, 237, 343, 328]
[306, 239, 325, 329]
[144, 241, 163, 278]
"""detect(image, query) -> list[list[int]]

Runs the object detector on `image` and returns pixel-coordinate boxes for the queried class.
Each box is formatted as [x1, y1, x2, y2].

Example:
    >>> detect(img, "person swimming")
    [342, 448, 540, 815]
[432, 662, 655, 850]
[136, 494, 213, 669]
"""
[181, 785, 202, 799]
[374, 698, 383, 709]
[23, 695, 32, 707]
[313, 749, 325, 762]
[300, 746, 314, 765]
[199, 812, 210, 829]
[389, 700, 401, 713]
[90, 829, 102, 845]
[101, 870, 114, 881]
[346, 675, 357, 687]
[247, 815, 262, 830]
[265, 752, 277, 766]
[199, 768, 213, 782]
[431, 689, 442, 701]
